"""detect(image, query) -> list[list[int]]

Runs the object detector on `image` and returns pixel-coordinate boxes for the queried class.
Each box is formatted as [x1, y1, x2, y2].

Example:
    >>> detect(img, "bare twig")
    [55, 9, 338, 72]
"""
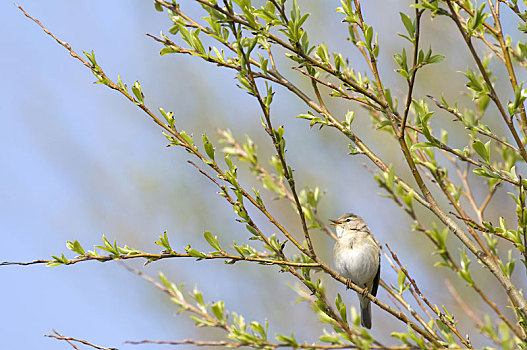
[445, 280, 482, 327]
[45, 329, 116, 350]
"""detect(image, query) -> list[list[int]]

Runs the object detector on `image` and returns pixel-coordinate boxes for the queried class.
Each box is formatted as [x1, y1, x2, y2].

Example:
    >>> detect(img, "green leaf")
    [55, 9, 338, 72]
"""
[297, 112, 315, 121]
[397, 269, 409, 294]
[83, 50, 98, 67]
[394, 48, 409, 79]
[224, 155, 235, 173]
[499, 250, 516, 278]
[383, 165, 395, 189]
[421, 126, 440, 146]
[335, 293, 347, 323]
[472, 139, 490, 163]
[276, 332, 297, 346]
[262, 174, 286, 197]
[179, 130, 195, 148]
[508, 83, 527, 115]
[343, 110, 355, 129]
[131, 81, 144, 104]
[202, 134, 215, 161]
[458, 248, 474, 286]
[319, 329, 343, 344]
[117, 75, 127, 91]
[315, 43, 330, 64]
[186, 245, 207, 258]
[250, 321, 267, 340]
[160, 108, 175, 129]
[473, 167, 501, 179]
[160, 46, 179, 55]
[364, 25, 373, 49]
[155, 232, 174, 252]
[245, 224, 260, 237]
[466, 3, 490, 36]
[436, 319, 451, 334]
[211, 301, 225, 321]
[411, 142, 438, 150]
[402, 190, 414, 210]
[400, 12, 415, 41]
[95, 235, 120, 256]
[66, 240, 86, 255]
[204, 231, 221, 251]
[47, 254, 69, 267]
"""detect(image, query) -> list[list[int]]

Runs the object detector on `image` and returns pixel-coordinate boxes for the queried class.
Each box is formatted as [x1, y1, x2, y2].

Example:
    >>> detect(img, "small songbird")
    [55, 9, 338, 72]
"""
[330, 213, 381, 329]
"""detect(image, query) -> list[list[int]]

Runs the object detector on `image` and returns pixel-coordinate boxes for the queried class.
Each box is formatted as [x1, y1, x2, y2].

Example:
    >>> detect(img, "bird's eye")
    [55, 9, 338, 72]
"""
[345, 218, 351, 222]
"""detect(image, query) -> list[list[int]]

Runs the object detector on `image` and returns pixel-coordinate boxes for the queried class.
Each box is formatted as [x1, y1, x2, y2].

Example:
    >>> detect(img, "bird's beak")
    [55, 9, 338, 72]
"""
[328, 219, 339, 226]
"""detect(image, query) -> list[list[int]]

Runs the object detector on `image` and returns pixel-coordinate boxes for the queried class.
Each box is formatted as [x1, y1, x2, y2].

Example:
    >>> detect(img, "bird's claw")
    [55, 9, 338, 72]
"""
[344, 279, 369, 297]
[361, 287, 369, 298]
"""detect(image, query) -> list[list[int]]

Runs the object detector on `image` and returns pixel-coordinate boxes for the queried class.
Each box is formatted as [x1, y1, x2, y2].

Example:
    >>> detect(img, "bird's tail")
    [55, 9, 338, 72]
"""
[360, 297, 372, 329]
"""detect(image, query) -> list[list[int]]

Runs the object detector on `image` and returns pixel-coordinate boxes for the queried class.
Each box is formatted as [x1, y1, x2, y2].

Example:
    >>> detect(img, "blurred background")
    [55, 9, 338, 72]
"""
[2, 0, 525, 348]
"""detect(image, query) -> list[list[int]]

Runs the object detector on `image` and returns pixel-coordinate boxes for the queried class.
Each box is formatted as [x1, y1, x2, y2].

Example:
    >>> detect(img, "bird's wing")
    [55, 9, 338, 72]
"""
[371, 259, 380, 297]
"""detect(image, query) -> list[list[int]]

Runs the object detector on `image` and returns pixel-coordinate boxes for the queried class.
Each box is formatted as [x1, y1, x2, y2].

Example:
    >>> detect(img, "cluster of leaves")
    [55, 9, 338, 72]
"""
[155, 272, 375, 349]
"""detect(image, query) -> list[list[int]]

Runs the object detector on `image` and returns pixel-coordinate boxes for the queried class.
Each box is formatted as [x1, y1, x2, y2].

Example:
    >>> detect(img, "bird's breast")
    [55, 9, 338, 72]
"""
[334, 243, 379, 287]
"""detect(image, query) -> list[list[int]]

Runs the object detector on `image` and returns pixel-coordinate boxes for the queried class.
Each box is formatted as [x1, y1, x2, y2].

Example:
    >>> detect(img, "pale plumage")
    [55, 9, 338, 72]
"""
[331, 213, 380, 329]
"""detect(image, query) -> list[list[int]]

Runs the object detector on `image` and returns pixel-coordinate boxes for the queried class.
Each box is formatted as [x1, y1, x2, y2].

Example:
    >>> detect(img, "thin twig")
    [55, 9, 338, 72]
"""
[445, 279, 482, 328]
[399, 4, 423, 137]
[427, 95, 519, 153]
[386, 245, 472, 348]
[1, 251, 321, 268]
[120, 262, 231, 332]
[45, 329, 116, 350]
[378, 246, 437, 335]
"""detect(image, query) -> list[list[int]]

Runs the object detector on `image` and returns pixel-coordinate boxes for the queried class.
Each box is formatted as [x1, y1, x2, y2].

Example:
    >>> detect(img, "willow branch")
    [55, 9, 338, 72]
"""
[1, 251, 321, 268]
[399, 4, 423, 137]
[124, 338, 414, 349]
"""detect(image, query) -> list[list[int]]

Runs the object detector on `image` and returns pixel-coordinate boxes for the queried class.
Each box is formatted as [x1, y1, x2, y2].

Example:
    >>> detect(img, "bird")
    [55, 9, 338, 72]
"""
[330, 213, 380, 329]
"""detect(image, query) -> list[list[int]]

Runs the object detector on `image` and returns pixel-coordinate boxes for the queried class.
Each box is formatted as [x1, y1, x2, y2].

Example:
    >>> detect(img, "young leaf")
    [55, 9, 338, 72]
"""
[204, 231, 222, 251]
[472, 139, 490, 163]
[202, 134, 215, 161]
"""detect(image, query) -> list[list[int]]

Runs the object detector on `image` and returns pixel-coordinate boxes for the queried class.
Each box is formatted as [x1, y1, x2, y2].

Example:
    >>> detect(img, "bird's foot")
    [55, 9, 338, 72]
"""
[345, 278, 353, 290]
[361, 287, 370, 298]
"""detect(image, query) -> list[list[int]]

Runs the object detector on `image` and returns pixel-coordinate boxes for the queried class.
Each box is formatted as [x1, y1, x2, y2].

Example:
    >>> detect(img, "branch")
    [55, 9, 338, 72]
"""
[124, 338, 414, 349]
[45, 329, 116, 350]
[428, 94, 519, 154]
[1, 251, 321, 268]
[399, 4, 423, 137]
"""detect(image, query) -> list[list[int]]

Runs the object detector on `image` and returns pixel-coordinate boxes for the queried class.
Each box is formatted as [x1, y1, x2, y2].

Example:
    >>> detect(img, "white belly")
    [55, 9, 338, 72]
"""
[335, 245, 378, 288]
